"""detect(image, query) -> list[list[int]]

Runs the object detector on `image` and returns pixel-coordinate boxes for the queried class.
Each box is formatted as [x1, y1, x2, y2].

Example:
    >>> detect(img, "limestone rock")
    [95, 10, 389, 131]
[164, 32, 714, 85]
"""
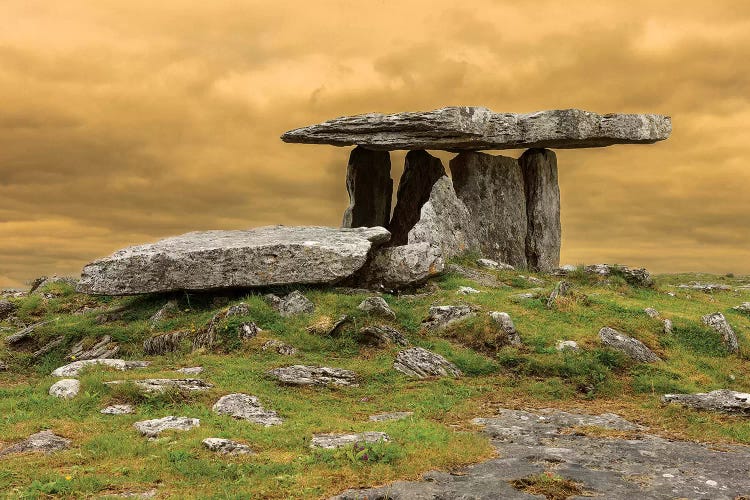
[212, 393, 283, 426]
[556, 340, 580, 352]
[202, 438, 253, 455]
[0, 430, 71, 457]
[733, 302, 750, 314]
[0, 300, 16, 320]
[476, 258, 513, 270]
[702, 312, 739, 353]
[582, 264, 654, 287]
[644, 307, 660, 318]
[239, 322, 261, 340]
[546, 280, 571, 309]
[143, 331, 186, 355]
[663, 319, 674, 335]
[341, 146, 392, 229]
[266, 290, 315, 317]
[489, 312, 522, 346]
[677, 282, 731, 292]
[51, 359, 150, 377]
[149, 300, 179, 326]
[450, 152, 527, 268]
[226, 302, 250, 317]
[519, 148, 561, 271]
[358, 325, 408, 347]
[101, 404, 134, 415]
[311, 432, 390, 449]
[357, 297, 396, 320]
[5, 320, 52, 349]
[457, 286, 480, 295]
[446, 264, 508, 288]
[49, 379, 80, 399]
[369, 412, 413, 422]
[262, 339, 298, 356]
[32, 336, 65, 358]
[662, 389, 750, 415]
[599, 327, 660, 362]
[176, 366, 204, 375]
[106, 379, 212, 393]
[422, 305, 476, 330]
[68, 335, 119, 361]
[393, 347, 462, 379]
[281, 107, 672, 150]
[267, 365, 358, 387]
[29, 276, 78, 295]
[134, 416, 200, 438]
[355, 242, 444, 290]
[77, 225, 391, 295]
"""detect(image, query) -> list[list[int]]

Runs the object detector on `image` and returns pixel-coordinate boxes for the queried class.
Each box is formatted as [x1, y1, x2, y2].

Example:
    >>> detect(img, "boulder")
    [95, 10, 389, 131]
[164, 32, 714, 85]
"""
[77, 225, 391, 295]
[519, 148, 561, 272]
[101, 404, 134, 415]
[0, 300, 16, 320]
[202, 438, 253, 455]
[105, 379, 212, 393]
[212, 393, 282, 426]
[51, 359, 150, 377]
[358, 325, 409, 347]
[0, 430, 70, 457]
[49, 379, 80, 399]
[281, 107, 672, 150]
[662, 389, 750, 415]
[68, 335, 120, 360]
[266, 290, 315, 317]
[357, 297, 396, 320]
[450, 152, 527, 268]
[393, 347, 462, 379]
[488, 312, 522, 346]
[311, 432, 390, 449]
[556, 340, 580, 352]
[599, 327, 660, 362]
[422, 305, 476, 330]
[144, 331, 187, 355]
[262, 339, 298, 356]
[476, 258, 513, 271]
[134, 416, 200, 438]
[369, 412, 413, 422]
[355, 242, 444, 290]
[267, 365, 358, 387]
[341, 146, 392, 229]
[702, 312, 739, 353]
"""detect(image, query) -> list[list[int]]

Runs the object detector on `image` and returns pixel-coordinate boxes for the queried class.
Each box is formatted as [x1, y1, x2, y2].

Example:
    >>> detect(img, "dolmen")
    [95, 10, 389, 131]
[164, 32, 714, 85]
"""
[76, 107, 670, 295]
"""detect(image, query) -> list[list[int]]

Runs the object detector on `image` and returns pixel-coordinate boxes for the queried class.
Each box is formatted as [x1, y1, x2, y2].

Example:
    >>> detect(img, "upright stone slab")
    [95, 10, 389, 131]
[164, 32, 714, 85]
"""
[519, 148, 561, 272]
[388, 150, 446, 246]
[450, 152, 528, 268]
[341, 146, 393, 228]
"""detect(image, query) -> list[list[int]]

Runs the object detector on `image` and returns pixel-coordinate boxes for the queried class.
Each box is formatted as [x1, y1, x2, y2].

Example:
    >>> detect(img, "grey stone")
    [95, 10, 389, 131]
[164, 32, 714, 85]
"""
[581, 264, 654, 287]
[149, 300, 179, 325]
[355, 242, 444, 290]
[101, 404, 134, 415]
[599, 327, 661, 362]
[176, 366, 204, 375]
[357, 297, 396, 320]
[49, 379, 80, 399]
[663, 319, 674, 335]
[546, 280, 571, 309]
[358, 325, 409, 347]
[268, 365, 358, 387]
[422, 305, 476, 330]
[734, 302, 750, 313]
[212, 393, 283, 426]
[5, 320, 52, 349]
[262, 339, 298, 356]
[489, 312, 522, 346]
[51, 359, 150, 377]
[134, 416, 200, 438]
[202, 438, 253, 455]
[105, 378, 212, 393]
[476, 258, 514, 270]
[450, 152, 527, 268]
[32, 336, 65, 358]
[702, 312, 739, 353]
[68, 335, 120, 361]
[225, 302, 250, 317]
[266, 290, 315, 317]
[556, 340, 580, 352]
[311, 432, 390, 449]
[342, 146, 392, 229]
[0, 361, 7, 371]
[239, 322, 261, 340]
[143, 331, 186, 355]
[0, 430, 71, 457]
[77, 225, 391, 295]
[677, 282, 732, 292]
[519, 148, 561, 272]
[369, 412, 413, 422]
[0, 300, 16, 320]
[457, 286, 480, 295]
[393, 347, 462, 379]
[446, 264, 508, 288]
[644, 307, 660, 318]
[282, 107, 671, 150]
[662, 389, 750, 415]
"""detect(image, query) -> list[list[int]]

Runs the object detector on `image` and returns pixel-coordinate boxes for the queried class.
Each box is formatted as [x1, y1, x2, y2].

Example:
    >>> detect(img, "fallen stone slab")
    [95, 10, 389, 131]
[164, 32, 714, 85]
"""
[212, 393, 283, 426]
[267, 365, 358, 387]
[261, 339, 298, 356]
[265, 290, 315, 317]
[51, 359, 150, 377]
[282, 107, 671, 151]
[68, 335, 120, 361]
[489, 312, 522, 346]
[422, 305, 476, 330]
[369, 412, 413, 422]
[101, 404, 135, 415]
[49, 379, 80, 399]
[239, 322, 261, 340]
[357, 296, 396, 320]
[311, 432, 390, 449]
[702, 312, 739, 353]
[134, 416, 200, 438]
[358, 325, 409, 347]
[0, 430, 71, 457]
[662, 389, 750, 415]
[393, 347, 462, 379]
[599, 327, 661, 362]
[106, 378, 212, 393]
[202, 438, 253, 455]
[77, 225, 391, 295]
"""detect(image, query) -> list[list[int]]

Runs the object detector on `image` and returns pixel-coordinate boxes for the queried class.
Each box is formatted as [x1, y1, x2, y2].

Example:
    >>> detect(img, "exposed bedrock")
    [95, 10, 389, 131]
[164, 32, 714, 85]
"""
[341, 146, 393, 229]
[450, 152, 528, 268]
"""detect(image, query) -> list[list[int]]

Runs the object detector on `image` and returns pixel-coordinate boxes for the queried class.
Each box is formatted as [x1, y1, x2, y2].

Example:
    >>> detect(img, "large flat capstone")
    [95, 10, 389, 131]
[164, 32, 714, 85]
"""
[77, 225, 391, 295]
[282, 107, 671, 151]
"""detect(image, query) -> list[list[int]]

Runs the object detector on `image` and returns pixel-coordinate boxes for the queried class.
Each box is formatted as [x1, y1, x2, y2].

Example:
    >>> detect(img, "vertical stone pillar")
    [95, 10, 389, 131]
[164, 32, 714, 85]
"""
[342, 146, 393, 228]
[449, 152, 528, 268]
[519, 148, 561, 272]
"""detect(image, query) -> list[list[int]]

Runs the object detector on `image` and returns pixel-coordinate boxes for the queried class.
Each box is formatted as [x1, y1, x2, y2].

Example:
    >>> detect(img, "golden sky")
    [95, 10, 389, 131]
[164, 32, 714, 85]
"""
[1, 0, 749, 288]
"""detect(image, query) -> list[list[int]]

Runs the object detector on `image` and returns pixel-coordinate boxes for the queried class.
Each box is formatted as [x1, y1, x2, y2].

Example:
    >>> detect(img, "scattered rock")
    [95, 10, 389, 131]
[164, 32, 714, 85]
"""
[49, 379, 80, 399]
[489, 312, 522, 346]
[32, 336, 65, 358]
[341, 146, 392, 229]
[212, 393, 283, 426]
[239, 322, 261, 340]
[106, 379, 213, 393]
[662, 389, 750, 415]
[369, 412, 413, 422]
[422, 305, 476, 331]
[5, 320, 53, 349]
[546, 280, 571, 309]
[0, 430, 71, 457]
[101, 404, 135, 415]
[393, 347, 462, 379]
[644, 307, 660, 318]
[557, 264, 653, 287]
[702, 312, 739, 353]
[266, 290, 315, 317]
[225, 302, 250, 317]
[677, 282, 732, 292]
[0, 361, 7, 371]
[176, 366, 204, 375]
[68, 335, 120, 360]
[357, 297, 396, 320]
[513, 292, 538, 300]
[0, 300, 17, 320]
[445, 264, 508, 288]
[457, 286, 480, 295]
[51, 359, 150, 377]
[29, 276, 78, 295]
[202, 438, 253, 455]
[311, 432, 390, 449]
[267, 365, 358, 387]
[358, 325, 409, 347]
[476, 258, 513, 270]
[355, 242, 444, 290]
[149, 300, 179, 326]
[734, 302, 750, 314]
[144, 331, 187, 355]
[663, 319, 674, 335]
[114, 489, 157, 498]
[599, 327, 660, 362]
[133, 416, 200, 438]
[95, 305, 129, 324]
[556, 340, 580, 352]
[262, 340, 298, 356]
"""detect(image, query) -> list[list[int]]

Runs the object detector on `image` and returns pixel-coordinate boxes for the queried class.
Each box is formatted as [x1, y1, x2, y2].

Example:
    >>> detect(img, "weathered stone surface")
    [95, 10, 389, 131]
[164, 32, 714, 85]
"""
[0, 430, 71, 457]
[446, 264, 508, 288]
[358, 325, 409, 347]
[144, 331, 186, 355]
[450, 152, 527, 268]
[677, 282, 732, 292]
[663, 389, 750, 415]
[476, 258, 514, 270]
[393, 347, 462, 379]
[268, 365, 358, 387]
[422, 305, 476, 330]
[599, 327, 660, 362]
[51, 359, 150, 377]
[77, 225, 391, 295]
[239, 322, 261, 340]
[29, 276, 78, 295]
[663, 318, 674, 335]
[101, 404, 134, 415]
[519, 148, 560, 272]
[357, 297, 396, 320]
[456, 286, 480, 295]
[311, 432, 390, 449]
[702, 312, 739, 353]
[644, 307, 660, 318]
[212, 393, 283, 426]
[734, 302, 750, 314]
[489, 312, 522, 346]
[282, 107, 672, 150]
[202, 438, 253, 455]
[134, 416, 200, 438]
[32, 336, 65, 358]
[388, 150, 446, 246]
[106, 378, 212, 393]
[5, 320, 52, 349]
[355, 242, 444, 290]
[49, 379, 80, 399]
[149, 300, 179, 326]
[176, 366, 204, 375]
[68, 335, 119, 361]
[369, 412, 413, 422]
[341, 146, 392, 229]
[576, 264, 654, 287]
[546, 280, 571, 309]
[0, 300, 17, 320]
[262, 339, 298, 356]
[556, 340, 580, 352]
[266, 290, 315, 317]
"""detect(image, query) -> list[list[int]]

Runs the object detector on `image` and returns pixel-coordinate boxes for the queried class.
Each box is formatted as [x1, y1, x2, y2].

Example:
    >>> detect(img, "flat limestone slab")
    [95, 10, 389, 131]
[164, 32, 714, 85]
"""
[282, 107, 671, 151]
[77, 225, 391, 295]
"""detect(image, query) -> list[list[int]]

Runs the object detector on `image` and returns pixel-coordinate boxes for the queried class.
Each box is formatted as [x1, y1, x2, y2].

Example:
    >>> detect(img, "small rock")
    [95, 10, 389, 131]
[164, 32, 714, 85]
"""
[556, 340, 580, 352]
[662, 389, 750, 415]
[393, 347, 462, 379]
[238, 322, 261, 340]
[143, 331, 187, 355]
[358, 325, 409, 346]
[422, 305, 476, 330]
[261, 339, 298, 356]
[266, 291, 315, 317]
[106, 379, 212, 393]
[176, 366, 204, 375]
[0, 430, 71, 457]
[267, 365, 358, 387]
[68, 335, 120, 360]
[134, 416, 200, 438]
[225, 302, 250, 317]
[357, 297, 396, 320]
[599, 327, 661, 362]
[677, 282, 731, 292]
[522, 276, 545, 286]
[476, 258, 513, 270]
[546, 280, 571, 309]
[0, 300, 17, 320]
[514, 292, 537, 300]
[702, 312, 739, 353]
[49, 379, 80, 399]
[644, 307, 660, 318]
[32, 336, 65, 358]
[369, 411, 413, 422]
[0, 361, 7, 371]
[733, 302, 750, 314]
[446, 264, 508, 288]
[202, 438, 253, 455]
[115, 489, 156, 499]
[311, 432, 390, 449]
[212, 393, 283, 426]
[149, 300, 179, 326]
[663, 319, 674, 335]
[488, 312, 522, 346]
[5, 320, 53, 349]
[51, 359, 150, 377]
[101, 404, 134, 415]
[457, 286, 480, 295]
